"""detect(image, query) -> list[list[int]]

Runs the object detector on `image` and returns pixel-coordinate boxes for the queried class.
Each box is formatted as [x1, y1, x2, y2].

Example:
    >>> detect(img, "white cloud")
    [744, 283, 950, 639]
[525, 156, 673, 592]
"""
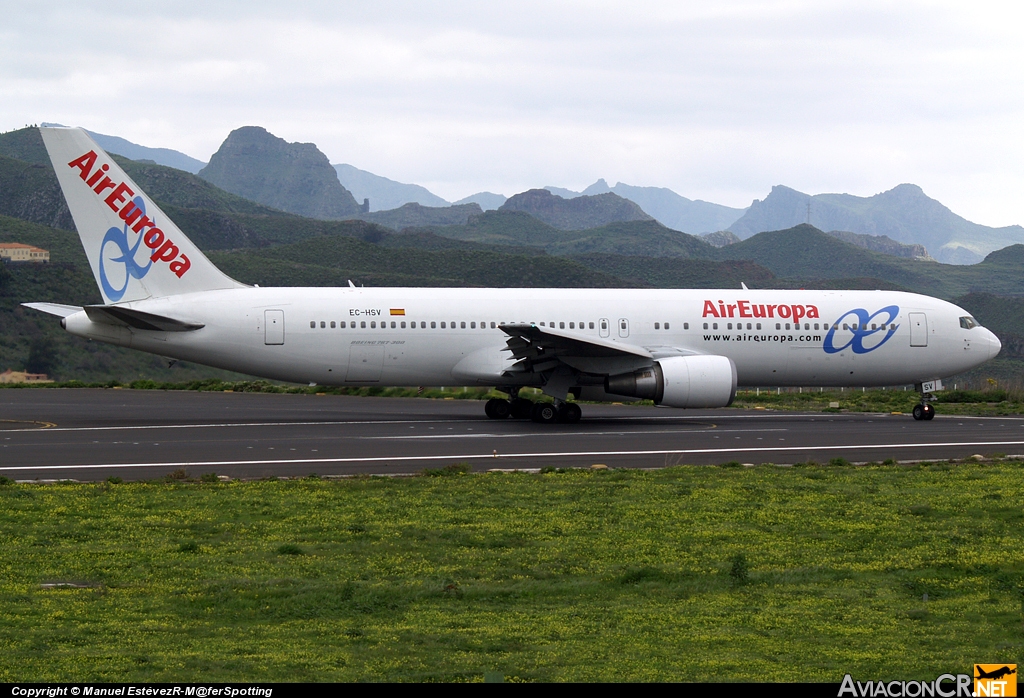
[1, 0, 1022, 224]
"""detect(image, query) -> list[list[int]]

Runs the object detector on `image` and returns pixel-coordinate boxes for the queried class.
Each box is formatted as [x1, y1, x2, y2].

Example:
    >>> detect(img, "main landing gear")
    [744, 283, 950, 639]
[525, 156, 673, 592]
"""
[484, 389, 582, 424]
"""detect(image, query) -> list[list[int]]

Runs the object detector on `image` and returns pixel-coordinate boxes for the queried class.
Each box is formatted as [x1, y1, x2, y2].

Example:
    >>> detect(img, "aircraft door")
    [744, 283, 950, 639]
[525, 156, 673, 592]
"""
[618, 318, 629, 338]
[599, 318, 610, 338]
[909, 312, 928, 347]
[264, 310, 284, 345]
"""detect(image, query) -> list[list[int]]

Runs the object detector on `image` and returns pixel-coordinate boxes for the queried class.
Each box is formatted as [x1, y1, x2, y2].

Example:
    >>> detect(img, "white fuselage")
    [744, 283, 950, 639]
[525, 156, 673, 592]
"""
[61, 287, 1000, 391]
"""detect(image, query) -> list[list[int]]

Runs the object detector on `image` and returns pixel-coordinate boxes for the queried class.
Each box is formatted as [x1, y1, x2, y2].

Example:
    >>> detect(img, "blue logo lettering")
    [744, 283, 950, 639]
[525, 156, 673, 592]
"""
[99, 196, 153, 302]
[823, 306, 900, 354]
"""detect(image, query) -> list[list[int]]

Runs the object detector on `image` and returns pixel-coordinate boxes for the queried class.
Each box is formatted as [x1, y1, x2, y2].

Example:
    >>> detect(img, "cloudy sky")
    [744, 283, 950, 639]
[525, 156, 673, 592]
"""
[2, 0, 1022, 225]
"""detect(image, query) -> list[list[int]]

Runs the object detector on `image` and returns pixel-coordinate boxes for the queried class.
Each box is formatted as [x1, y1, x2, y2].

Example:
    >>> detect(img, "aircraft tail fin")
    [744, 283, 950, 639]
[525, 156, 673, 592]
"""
[39, 127, 246, 304]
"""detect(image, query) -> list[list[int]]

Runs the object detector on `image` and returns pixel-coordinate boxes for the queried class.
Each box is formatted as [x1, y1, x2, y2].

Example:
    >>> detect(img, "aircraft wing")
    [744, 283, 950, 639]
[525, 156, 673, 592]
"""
[499, 323, 653, 376]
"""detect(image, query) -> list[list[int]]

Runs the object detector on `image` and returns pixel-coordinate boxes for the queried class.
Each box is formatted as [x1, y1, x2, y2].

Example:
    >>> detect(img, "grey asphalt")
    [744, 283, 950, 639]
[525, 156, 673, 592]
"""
[2, 389, 1023, 481]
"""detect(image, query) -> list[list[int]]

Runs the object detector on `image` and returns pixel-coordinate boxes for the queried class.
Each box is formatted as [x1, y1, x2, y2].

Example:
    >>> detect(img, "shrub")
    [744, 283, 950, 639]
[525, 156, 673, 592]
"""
[729, 553, 749, 585]
[277, 544, 304, 556]
[828, 457, 851, 467]
[200, 472, 219, 483]
[106, 476, 123, 484]
[423, 463, 471, 477]
[177, 541, 199, 553]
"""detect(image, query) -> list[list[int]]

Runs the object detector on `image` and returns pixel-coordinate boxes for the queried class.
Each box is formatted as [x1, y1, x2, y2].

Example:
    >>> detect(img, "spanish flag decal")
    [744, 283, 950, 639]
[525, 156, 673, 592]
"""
[390, 308, 406, 316]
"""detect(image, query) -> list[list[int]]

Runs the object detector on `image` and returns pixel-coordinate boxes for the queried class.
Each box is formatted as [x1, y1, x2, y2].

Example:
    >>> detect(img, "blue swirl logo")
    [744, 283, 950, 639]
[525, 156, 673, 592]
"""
[99, 196, 153, 302]
[823, 306, 900, 354]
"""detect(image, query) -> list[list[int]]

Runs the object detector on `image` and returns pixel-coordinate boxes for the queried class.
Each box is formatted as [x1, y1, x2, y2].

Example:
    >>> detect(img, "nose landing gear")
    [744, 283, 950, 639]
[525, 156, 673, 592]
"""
[911, 403, 935, 421]
[912, 382, 937, 421]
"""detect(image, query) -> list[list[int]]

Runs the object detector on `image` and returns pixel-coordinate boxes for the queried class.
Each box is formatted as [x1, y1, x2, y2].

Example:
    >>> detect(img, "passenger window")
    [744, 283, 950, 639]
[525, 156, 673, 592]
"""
[703, 323, 708, 330]
[776, 323, 781, 330]
[727, 323, 732, 330]
[570, 322, 575, 329]
[589, 322, 594, 329]
[371, 321, 376, 329]
[713, 323, 718, 330]
[360, 321, 366, 328]
[310, 321, 315, 329]
[550, 321, 555, 327]
[319, 321, 324, 328]
[665, 322, 670, 330]
[330, 321, 336, 328]
[823, 323, 829, 330]
[601, 320, 608, 330]
[401, 321, 406, 328]
[460, 321, 466, 329]
[814, 323, 819, 330]
[491, 322, 496, 329]
[560, 322, 565, 329]
[441, 322, 446, 328]
[471, 322, 476, 329]
[745, 323, 751, 330]
[786, 323, 791, 330]
[452, 322, 457, 329]
[654, 322, 660, 330]
[432, 322, 437, 328]
[579, 321, 584, 328]
[755, 323, 761, 330]
[843, 323, 849, 330]
[341, 321, 347, 328]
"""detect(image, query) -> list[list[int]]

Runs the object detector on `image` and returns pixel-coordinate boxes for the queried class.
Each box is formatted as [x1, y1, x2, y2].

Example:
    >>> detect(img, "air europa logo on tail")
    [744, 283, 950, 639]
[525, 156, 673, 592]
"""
[702, 299, 820, 322]
[67, 151, 192, 283]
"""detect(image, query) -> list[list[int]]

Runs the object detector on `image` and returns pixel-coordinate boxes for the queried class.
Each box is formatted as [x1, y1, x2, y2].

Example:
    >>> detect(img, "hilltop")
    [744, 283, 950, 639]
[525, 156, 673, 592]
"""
[335, 163, 449, 211]
[199, 126, 361, 219]
[728, 184, 1024, 264]
[360, 202, 483, 230]
[500, 188, 653, 230]
[550, 179, 746, 234]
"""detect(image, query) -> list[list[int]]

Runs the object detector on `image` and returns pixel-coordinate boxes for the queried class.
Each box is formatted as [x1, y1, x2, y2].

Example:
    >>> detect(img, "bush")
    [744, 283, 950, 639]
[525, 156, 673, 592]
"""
[177, 541, 199, 553]
[729, 553, 749, 585]
[423, 463, 470, 477]
[277, 544, 304, 556]
[200, 472, 219, 483]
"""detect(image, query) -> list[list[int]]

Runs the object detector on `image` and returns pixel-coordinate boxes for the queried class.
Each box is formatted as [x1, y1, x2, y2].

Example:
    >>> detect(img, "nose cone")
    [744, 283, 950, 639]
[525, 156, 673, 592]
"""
[986, 329, 1001, 359]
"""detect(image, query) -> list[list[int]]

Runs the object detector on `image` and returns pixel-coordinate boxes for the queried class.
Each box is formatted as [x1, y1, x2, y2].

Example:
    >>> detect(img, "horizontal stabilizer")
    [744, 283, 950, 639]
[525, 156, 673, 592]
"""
[21, 302, 83, 318]
[83, 305, 205, 332]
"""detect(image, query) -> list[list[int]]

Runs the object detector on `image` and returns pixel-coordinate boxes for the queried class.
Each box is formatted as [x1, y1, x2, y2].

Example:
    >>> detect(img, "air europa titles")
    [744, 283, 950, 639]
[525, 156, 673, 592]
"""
[67, 151, 191, 278]
[702, 299, 819, 322]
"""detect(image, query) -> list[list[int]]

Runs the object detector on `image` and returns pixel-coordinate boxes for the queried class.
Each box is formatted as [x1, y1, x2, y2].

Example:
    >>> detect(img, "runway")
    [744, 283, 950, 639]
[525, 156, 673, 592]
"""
[2, 389, 1024, 481]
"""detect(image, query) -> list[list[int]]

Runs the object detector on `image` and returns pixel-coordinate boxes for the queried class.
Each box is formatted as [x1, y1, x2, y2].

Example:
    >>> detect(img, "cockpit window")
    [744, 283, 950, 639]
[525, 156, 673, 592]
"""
[960, 316, 979, 329]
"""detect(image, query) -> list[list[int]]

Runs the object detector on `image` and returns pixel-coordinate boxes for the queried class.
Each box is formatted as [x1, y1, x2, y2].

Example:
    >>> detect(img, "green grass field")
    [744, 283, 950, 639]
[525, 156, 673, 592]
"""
[2, 464, 1022, 682]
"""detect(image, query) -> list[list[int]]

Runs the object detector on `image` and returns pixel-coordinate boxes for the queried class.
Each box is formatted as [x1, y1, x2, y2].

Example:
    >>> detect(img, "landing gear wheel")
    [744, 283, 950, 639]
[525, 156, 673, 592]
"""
[559, 403, 582, 423]
[923, 403, 935, 420]
[530, 402, 559, 424]
[485, 398, 511, 419]
[912, 404, 924, 421]
[510, 398, 533, 419]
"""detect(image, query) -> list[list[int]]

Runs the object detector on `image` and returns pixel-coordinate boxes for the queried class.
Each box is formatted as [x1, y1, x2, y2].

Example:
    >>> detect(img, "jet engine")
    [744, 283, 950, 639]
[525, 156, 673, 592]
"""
[604, 355, 737, 408]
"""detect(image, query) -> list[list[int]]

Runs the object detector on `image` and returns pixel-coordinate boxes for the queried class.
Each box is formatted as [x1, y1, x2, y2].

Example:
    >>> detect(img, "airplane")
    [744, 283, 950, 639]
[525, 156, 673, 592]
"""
[24, 127, 1001, 423]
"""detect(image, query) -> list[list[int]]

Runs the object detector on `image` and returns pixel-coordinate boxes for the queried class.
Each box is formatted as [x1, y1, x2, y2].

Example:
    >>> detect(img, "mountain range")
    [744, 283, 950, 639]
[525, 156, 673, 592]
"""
[10, 124, 1024, 265]
[728, 184, 1024, 264]
[547, 179, 746, 234]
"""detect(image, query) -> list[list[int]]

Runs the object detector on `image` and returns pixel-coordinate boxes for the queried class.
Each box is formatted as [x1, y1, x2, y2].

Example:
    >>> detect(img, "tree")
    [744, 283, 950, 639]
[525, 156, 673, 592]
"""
[25, 336, 59, 376]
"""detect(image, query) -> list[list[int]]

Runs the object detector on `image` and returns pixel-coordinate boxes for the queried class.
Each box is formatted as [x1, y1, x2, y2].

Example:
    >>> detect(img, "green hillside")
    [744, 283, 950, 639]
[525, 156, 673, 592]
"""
[426, 212, 718, 258]
[571, 254, 775, 288]
[211, 235, 629, 289]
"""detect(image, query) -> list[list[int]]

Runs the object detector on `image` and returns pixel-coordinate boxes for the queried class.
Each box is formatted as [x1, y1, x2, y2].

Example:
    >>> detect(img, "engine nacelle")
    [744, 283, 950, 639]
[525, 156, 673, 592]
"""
[604, 355, 737, 408]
